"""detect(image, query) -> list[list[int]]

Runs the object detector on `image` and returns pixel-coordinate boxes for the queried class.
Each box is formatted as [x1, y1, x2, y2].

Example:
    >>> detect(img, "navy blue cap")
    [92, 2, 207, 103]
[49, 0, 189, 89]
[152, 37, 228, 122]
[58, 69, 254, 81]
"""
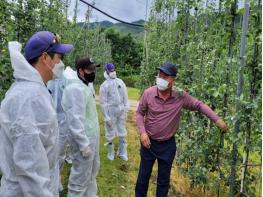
[105, 63, 115, 72]
[24, 31, 73, 60]
[159, 62, 177, 77]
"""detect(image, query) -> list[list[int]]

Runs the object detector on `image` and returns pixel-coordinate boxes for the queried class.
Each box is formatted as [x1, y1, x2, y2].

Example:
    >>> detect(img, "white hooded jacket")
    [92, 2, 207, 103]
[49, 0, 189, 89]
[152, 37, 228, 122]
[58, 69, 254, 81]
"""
[0, 42, 59, 197]
[99, 71, 129, 122]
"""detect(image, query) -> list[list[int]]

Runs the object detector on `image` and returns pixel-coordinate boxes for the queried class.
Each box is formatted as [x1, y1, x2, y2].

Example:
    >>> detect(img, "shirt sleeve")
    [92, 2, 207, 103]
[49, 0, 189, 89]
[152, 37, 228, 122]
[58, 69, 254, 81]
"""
[11, 98, 53, 197]
[62, 85, 90, 151]
[13, 134, 53, 197]
[182, 92, 220, 123]
[122, 81, 129, 113]
[99, 83, 111, 122]
[136, 90, 148, 134]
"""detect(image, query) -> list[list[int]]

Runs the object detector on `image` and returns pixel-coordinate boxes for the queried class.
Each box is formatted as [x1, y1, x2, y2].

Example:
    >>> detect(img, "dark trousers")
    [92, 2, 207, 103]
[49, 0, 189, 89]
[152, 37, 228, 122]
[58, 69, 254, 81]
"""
[135, 136, 176, 197]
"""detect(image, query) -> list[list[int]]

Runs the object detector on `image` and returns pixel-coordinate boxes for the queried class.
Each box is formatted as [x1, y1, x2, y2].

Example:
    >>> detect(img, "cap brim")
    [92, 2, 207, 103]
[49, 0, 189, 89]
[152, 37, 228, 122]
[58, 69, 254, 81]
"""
[159, 68, 171, 76]
[48, 44, 74, 54]
[95, 64, 101, 67]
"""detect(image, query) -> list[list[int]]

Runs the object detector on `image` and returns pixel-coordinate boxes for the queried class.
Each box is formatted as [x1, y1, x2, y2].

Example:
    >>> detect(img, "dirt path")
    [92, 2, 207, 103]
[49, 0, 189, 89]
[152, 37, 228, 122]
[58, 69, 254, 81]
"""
[95, 95, 139, 111]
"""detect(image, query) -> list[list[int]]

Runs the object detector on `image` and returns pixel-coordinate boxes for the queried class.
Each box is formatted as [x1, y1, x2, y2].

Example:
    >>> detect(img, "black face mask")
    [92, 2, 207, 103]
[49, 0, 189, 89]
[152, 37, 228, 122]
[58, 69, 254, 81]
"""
[78, 71, 95, 86]
[77, 67, 96, 85]
[84, 72, 95, 83]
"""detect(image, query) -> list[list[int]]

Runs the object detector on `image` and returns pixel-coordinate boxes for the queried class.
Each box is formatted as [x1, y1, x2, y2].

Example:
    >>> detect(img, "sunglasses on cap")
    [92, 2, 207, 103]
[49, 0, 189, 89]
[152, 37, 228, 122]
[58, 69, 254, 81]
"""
[44, 33, 61, 52]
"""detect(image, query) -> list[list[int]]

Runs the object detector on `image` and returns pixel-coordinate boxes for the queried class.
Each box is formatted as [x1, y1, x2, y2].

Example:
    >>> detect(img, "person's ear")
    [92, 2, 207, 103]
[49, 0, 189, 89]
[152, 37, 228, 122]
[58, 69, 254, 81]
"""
[78, 68, 84, 77]
[39, 52, 50, 65]
[168, 77, 175, 87]
[42, 52, 49, 59]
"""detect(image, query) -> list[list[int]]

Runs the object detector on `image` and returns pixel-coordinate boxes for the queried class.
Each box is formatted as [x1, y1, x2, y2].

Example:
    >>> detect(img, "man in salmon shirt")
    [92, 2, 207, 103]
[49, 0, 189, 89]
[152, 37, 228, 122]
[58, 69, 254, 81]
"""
[135, 62, 228, 197]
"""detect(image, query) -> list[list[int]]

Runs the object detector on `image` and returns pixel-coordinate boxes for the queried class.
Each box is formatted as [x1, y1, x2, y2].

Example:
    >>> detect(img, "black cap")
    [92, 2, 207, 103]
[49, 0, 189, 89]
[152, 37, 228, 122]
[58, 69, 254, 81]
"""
[159, 62, 177, 77]
[75, 56, 100, 70]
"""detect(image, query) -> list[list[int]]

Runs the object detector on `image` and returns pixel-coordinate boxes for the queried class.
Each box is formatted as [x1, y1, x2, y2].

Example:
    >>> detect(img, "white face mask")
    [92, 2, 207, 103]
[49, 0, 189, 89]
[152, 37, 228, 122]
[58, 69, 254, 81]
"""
[52, 60, 65, 78]
[109, 71, 117, 79]
[156, 77, 169, 91]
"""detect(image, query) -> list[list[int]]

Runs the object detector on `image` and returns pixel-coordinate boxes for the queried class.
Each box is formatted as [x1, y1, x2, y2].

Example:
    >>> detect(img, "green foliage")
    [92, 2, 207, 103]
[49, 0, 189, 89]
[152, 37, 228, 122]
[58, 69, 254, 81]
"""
[0, 0, 261, 196]
[139, 0, 262, 196]
[105, 28, 143, 75]
[0, 0, 112, 99]
[122, 74, 139, 88]
[126, 87, 140, 100]
[0, 0, 13, 100]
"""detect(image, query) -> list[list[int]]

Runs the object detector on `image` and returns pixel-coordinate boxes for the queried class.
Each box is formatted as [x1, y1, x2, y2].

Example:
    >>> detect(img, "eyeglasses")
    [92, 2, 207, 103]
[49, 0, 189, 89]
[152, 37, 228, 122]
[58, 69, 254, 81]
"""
[44, 33, 61, 52]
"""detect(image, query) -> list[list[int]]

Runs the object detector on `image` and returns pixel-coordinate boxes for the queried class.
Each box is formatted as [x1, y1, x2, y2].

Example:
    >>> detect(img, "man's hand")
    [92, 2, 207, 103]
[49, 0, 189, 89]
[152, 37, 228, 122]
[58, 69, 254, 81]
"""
[215, 119, 228, 132]
[81, 146, 92, 157]
[140, 132, 151, 149]
[106, 120, 113, 128]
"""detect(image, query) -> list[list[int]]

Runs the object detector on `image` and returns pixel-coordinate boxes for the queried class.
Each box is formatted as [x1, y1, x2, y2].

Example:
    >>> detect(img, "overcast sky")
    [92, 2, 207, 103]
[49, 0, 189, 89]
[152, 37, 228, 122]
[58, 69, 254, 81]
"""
[68, 0, 154, 23]
[68, 0, 244, 23]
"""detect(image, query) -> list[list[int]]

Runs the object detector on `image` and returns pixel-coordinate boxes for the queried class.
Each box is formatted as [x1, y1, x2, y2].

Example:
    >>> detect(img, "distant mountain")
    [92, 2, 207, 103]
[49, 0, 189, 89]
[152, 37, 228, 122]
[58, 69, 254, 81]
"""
[77, 20, 145, 34]
[88, 20, 114, 29]
[114, 20, 145, 34]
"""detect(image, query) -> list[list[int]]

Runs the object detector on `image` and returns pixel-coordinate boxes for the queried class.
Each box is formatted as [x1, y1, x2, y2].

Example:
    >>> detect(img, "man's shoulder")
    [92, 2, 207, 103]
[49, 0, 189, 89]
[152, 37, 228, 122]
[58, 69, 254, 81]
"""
[1, 82, 50, 110]
[99, 80, 110, 91]
[64, 82, 93, 100]
[64, 80, 86, 93]
[139, 86, 157, 100]
[172, 87, 186, 98]
[65, 79, 81, 87]
[116, 78, 128, 88]
[116, 78, 124, 83]
[100, 80, 108, 86]
[13, 81, 48, 97]
[144, 86, 156, 94]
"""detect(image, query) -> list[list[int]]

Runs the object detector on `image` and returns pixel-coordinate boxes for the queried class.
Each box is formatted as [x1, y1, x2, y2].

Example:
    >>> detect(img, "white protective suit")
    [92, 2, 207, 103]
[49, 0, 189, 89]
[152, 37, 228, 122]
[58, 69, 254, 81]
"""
[62, 67, 100, 197]
[47, 76, 70, 191]
[0, 42, 60, 197]
[99, 72, 129, 160]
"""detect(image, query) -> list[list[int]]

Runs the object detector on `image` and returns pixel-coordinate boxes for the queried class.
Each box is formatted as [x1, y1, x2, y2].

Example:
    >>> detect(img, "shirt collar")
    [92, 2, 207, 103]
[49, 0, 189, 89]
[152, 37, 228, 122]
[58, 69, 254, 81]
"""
[155, 86, 175, 98]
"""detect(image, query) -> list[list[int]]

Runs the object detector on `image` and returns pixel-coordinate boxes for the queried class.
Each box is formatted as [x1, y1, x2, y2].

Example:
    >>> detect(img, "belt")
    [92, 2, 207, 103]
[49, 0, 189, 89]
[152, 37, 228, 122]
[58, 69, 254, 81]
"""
[149, 136, 174, 144]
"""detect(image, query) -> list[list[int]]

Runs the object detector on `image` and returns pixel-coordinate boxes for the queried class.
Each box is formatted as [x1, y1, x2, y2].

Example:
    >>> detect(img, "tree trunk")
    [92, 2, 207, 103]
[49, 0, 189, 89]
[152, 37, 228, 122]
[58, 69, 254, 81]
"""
[229, 0, 249, 196]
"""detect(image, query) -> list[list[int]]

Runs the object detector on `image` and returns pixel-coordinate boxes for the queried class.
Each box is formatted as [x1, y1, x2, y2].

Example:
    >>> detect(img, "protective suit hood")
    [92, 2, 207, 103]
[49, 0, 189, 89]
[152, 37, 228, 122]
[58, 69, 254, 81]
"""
[63, 66, 78, 80]
[103, 71, 111, 80]
[8, 41, 44, 85]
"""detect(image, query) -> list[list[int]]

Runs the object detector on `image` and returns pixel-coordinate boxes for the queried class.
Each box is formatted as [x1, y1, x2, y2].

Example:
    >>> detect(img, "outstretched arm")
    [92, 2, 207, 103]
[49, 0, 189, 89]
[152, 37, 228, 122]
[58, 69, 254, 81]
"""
[183, 92, 228, 132]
